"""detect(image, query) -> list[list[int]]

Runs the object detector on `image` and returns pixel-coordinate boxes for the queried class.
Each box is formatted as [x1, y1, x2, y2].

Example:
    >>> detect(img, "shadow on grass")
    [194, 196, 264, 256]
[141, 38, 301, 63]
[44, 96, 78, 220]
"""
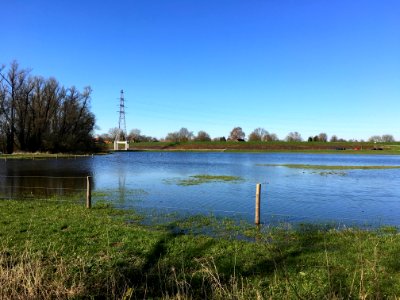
[121, 219, 333, 299]
[3, 201, 400, 299]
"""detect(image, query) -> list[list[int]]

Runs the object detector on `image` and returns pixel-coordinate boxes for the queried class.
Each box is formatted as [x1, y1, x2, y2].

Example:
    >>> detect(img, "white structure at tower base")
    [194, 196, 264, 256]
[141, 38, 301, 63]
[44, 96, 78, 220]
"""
[114, 140, 129, 151]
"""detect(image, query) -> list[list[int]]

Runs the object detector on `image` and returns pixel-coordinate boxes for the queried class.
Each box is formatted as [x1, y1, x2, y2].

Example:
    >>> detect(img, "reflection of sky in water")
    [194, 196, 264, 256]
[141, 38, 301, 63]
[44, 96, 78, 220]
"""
[2, 152, 400, 226]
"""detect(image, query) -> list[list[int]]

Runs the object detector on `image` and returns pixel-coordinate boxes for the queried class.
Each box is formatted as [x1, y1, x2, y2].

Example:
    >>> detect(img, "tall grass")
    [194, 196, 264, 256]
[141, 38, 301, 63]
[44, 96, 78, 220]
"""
[0, 246, 84, 299]
[1, 200, 400, 299]
[0, 238, 399, 299]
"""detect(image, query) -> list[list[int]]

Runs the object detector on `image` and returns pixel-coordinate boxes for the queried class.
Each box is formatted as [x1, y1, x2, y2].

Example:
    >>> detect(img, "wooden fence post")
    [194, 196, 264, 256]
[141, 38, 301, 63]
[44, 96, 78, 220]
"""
[255, 183, 261, 225]
[86, 176, 92, 208]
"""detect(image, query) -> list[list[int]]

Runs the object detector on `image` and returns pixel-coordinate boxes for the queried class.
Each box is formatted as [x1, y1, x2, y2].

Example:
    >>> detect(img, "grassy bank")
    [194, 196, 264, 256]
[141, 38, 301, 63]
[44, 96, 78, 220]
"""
[0, 153, 95, 160]
[126, 141, 400, 154]
[2, 142, 400, 157]
[1, 200, 400, 299]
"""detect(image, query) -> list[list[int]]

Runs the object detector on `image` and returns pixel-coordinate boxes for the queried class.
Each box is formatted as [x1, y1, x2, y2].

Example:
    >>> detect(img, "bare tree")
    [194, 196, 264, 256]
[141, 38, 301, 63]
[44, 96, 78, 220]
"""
[0, 61, 96, 153]
[264, 132, 278, 141]
[178, 127, 193, 142]
[127, 129, 154, 142]
[0, 61, 28, 153]
[165, 131, 180, 142]
[195, 130, 211, 142]
[369, 134, 395, 143]
[128, 129, 141, 142]
[165, 127, 193, 142]
[229, 127, 245, 140]
[50, 85, 95, 152]
[368, 135, 382, 143]
[318, 133, 328, 142]
[381, 134, 395, 142]
[248, 128, 267, 141]
[108, 127, 121, 141]
[28, 77, 60, 151]
[213, 136, 226, 142]
[0, 66, 7, 152]
[98, 133, 111, 143]
[330, 135, 338, 142]
[285, 131, 302, 142]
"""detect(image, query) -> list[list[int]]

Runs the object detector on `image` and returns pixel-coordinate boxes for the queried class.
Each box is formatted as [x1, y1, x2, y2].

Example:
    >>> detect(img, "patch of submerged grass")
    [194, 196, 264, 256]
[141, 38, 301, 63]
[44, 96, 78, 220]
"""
[165, 174, 244, 186]
[92, 189, 148, 204]
[258, 164, 400, 170]
[313, 171, 347, 176]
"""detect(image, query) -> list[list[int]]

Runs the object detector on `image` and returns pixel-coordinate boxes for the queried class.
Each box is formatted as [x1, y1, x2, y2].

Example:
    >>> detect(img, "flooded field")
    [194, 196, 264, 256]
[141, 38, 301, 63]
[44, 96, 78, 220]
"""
[1, 152, 400, 226]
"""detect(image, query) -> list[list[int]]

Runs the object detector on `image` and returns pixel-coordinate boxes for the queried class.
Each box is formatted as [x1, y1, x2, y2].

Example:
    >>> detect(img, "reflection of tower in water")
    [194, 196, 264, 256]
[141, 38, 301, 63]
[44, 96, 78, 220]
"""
[114, 158, 128, 204]
[118, 172, 126, 203]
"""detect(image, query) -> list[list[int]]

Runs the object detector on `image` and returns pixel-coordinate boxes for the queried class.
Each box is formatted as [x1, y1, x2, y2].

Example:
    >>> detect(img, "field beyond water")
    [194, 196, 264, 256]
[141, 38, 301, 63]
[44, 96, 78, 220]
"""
[127, 141, 400, 154]
[1, 141, 400, 159]
[1, 200, 400, 299]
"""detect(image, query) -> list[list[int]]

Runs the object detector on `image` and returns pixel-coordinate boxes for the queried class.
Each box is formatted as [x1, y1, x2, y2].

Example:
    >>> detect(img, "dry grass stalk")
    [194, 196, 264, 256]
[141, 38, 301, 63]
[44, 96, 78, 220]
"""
[0, 247, 84, 299]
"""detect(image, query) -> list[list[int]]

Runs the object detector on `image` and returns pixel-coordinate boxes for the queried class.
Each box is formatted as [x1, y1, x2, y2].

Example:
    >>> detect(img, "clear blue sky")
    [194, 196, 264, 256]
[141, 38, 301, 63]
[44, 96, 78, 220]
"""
[2, 0, 399, 141]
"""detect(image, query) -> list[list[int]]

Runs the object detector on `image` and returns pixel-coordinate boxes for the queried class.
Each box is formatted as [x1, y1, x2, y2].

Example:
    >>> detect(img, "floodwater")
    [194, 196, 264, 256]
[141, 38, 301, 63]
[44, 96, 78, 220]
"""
[1, 152, 400, 226]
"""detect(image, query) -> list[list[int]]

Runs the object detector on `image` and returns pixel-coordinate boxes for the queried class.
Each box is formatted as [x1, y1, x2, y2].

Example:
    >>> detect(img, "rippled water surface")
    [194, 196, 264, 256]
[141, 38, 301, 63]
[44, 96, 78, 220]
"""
[1, 152, 400, 226]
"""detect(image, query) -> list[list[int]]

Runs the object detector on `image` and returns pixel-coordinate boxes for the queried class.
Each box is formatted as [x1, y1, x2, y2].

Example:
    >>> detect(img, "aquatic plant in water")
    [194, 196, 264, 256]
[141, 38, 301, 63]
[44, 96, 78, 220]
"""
[257, 164, 400, 170]
[164, 174, 244, 186]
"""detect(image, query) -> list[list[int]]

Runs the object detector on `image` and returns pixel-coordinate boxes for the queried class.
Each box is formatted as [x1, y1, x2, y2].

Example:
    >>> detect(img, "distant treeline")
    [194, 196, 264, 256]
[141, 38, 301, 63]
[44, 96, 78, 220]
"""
[100, 126, 396, 144]
[0, 61, 96, 153]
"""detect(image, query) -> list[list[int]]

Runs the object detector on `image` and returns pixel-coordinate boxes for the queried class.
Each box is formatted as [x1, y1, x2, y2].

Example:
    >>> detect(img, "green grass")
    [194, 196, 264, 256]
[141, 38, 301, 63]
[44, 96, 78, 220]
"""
[4, 141, 400, 156]
[257, 164, 400, 170]
[164, 174, 244, 186]
[1, 200, 400, 299]
[0, 152, 95, 160]
[126, 141, 400, 154]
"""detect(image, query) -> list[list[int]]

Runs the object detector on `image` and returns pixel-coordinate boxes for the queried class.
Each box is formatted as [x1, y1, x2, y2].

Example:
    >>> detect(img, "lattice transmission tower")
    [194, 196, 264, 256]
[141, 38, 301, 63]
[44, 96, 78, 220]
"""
[114, 89, 129, 150]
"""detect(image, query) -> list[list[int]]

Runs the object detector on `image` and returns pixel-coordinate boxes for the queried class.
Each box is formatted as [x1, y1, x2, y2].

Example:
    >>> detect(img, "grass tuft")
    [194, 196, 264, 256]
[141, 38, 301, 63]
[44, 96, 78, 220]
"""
[257, 164, 400, 170]
[165, 174, 244, 186]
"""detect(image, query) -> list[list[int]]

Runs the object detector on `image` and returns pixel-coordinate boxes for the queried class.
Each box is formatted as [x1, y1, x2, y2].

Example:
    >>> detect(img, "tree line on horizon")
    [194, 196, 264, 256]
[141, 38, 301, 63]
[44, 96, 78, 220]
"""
[100, 126, 397, 144]
[0, 61, 96, 154]
[2, 61, 394, 154]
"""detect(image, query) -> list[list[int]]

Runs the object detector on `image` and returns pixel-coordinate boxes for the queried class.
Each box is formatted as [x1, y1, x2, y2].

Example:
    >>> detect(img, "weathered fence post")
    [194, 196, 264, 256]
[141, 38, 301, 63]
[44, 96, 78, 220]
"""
[255, 183, 261, 225]
[86, 176, 92, 208]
